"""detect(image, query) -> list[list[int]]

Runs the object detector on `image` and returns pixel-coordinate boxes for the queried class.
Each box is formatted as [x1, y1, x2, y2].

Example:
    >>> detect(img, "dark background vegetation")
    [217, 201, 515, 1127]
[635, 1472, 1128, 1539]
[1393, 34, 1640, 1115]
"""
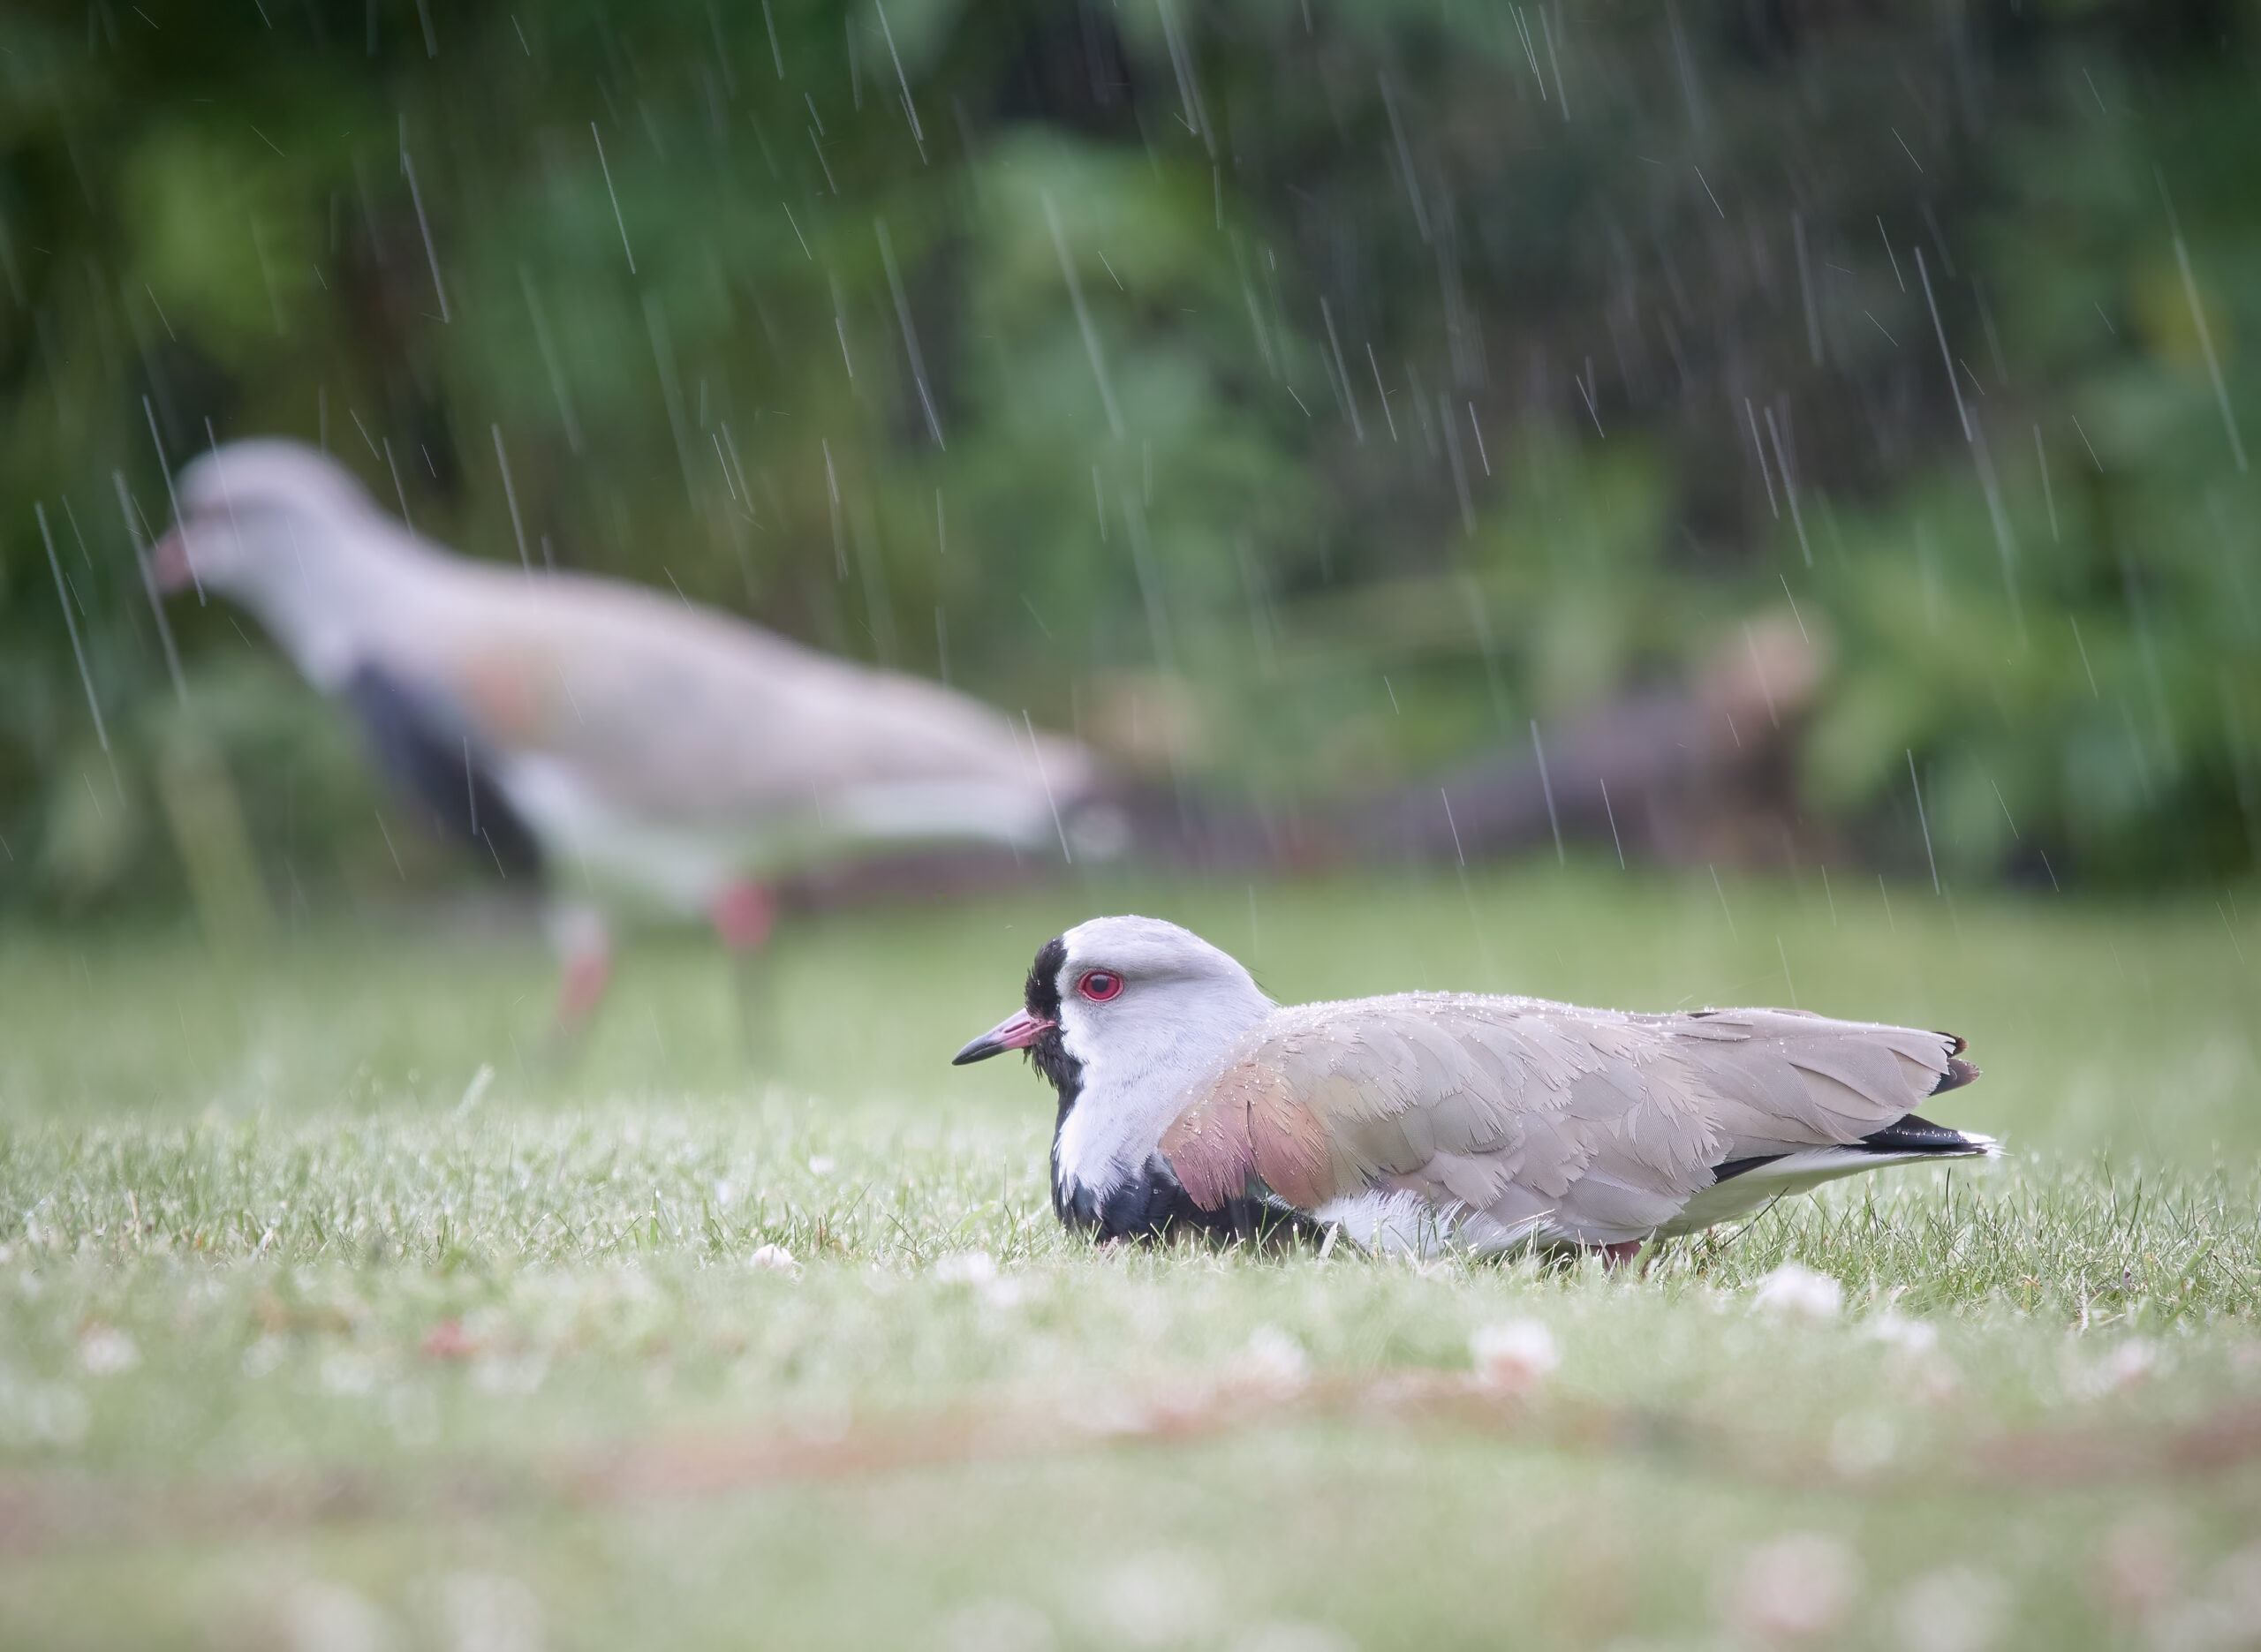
[2, 0, 2257, 918]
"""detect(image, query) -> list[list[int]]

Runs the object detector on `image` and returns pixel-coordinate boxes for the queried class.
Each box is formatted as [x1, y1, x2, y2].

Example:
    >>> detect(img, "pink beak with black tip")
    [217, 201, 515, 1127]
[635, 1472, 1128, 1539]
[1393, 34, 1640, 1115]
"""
[952, 1007, 1055, 1065]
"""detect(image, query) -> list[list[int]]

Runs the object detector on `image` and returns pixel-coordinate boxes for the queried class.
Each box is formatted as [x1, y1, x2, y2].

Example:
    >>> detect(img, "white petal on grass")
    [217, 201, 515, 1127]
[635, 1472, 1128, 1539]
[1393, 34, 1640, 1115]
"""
[1723, 1533, 1863, 1642]
[933, 1249, 998, 1285]
[2072, 1336, 2165, 1399]
[76, 1324, 140, 1376]
[2103, 1338, 2163, 1389]
[1866, 1311, 1939, 1354]
[1914, 1356, 1964, 1406]
[934, 1250, 1030, 1309]
[1234, 1324, 1312, 1395]
[1751, 1262, 1843, 1319]
[1470, 1319, 1559, 1393]
[747, 1243, 799, 1272]
[976, 1276, 1032, 1309]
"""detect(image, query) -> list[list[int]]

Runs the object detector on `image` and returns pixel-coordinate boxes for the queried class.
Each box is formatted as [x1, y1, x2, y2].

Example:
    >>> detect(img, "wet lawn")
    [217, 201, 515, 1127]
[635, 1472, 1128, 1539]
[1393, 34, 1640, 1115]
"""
[2, 863, 2257, 1649]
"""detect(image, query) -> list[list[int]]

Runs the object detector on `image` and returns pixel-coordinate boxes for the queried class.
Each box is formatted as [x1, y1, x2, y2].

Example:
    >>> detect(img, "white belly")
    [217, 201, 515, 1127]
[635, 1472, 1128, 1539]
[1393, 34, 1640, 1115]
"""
[496, 758, 1067, 920]
[496, 755, 745, 917]
[1308, 1189, 1562, 1257]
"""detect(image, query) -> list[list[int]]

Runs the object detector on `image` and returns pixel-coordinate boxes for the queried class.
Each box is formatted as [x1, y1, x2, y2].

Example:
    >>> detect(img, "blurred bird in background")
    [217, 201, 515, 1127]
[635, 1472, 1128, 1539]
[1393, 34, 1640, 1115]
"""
[149, 438, 1107, 1040]
[143, 435, 1827, 1049]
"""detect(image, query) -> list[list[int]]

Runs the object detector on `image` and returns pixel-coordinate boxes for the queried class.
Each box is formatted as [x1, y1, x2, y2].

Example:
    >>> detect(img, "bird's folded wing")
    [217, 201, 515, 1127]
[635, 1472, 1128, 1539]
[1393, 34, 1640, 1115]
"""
[1644, 1007, 1973, 1164]
[397, 573, 1085, 830]
[1160, 995, 1967, 1242]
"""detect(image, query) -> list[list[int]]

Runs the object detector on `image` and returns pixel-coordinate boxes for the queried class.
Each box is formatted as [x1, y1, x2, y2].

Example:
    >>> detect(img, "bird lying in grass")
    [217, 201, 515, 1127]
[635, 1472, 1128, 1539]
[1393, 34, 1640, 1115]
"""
[955, 916, 1992, 1258]
[148, 439, 1103, 1038]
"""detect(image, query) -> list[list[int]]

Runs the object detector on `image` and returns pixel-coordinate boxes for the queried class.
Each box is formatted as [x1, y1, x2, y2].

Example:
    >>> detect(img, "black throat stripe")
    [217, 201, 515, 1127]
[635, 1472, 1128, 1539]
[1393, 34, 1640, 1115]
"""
[1021, 937, 1086, 1222]
[1021, 933, 1311, 1248]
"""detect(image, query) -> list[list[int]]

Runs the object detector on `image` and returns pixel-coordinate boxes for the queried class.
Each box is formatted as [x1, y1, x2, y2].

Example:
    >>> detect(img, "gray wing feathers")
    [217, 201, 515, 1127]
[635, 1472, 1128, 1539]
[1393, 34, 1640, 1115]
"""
[1665, 1009, 1955, 1157]
[1222, 994, 1962, 1246]
[383, 556, 1090, 827]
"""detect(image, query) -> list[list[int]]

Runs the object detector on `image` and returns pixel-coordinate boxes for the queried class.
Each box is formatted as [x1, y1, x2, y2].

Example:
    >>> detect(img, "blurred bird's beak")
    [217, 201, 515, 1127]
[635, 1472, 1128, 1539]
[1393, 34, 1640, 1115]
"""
[952, 1007, 1055, 1065]
[147, 529, 195, 593]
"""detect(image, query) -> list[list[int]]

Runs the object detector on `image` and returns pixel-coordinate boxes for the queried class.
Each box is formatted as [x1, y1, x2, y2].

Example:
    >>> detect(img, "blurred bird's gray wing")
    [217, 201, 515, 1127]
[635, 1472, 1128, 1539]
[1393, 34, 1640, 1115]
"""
[415, 571, 1087, 845]
[1159, 996, 1983, 1248]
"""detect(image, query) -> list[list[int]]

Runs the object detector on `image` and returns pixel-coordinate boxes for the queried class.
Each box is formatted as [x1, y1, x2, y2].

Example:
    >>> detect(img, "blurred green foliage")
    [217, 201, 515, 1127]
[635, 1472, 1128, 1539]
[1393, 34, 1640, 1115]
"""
[0, 0, 2256, 911]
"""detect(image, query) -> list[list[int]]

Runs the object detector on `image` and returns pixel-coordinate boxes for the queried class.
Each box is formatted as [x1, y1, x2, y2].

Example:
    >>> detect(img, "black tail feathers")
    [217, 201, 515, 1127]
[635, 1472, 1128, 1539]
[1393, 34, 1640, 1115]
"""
[1929, 1032, 1981, 1096]
[1859, 1111, 1985, 1155]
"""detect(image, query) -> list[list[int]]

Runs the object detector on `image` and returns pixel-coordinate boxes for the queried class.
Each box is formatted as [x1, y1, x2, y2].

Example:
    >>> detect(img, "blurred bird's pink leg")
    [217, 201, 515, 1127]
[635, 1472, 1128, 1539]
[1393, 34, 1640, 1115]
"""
[1599, 1241, 1643, 1271]
[710, 880, 775, 953]
[557, 946, 611, 1030]
[546, 902, 614, 1045]
[713, 881, 779, 1063]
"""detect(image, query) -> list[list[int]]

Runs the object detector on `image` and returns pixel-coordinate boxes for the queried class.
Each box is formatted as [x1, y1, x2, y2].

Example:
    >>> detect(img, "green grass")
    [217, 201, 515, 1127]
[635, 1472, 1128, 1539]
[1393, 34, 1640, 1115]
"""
[2, 863, 2258, 1649]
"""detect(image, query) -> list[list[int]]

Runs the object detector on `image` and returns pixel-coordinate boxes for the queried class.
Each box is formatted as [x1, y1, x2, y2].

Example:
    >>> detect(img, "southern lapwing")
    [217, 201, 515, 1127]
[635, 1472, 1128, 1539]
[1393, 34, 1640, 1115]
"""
[149, 438, 1100, 1034]
[954, 916, 1992, 1256]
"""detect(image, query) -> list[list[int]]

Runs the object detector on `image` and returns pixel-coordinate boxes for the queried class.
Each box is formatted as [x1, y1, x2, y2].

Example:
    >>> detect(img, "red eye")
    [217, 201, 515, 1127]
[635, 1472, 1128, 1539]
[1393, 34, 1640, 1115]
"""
[1077, 969, 1123, 1002]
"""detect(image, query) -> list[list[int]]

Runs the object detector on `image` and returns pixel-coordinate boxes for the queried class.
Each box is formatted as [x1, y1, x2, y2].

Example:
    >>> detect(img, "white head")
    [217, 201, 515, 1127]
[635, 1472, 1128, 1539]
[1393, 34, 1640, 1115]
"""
[954, 915, 1274, 1180]
[148, 438, 393, 605]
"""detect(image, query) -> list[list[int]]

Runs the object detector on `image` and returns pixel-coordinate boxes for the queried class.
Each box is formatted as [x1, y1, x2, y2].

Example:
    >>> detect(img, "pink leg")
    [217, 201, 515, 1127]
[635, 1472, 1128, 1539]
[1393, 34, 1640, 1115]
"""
[546, 903, 614, 1045]
[713, 881, 779, 1062]
[710, 880, 776, 953]
[556, 944, 612, 1037]
[1599, 1241, 1644, 1271]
